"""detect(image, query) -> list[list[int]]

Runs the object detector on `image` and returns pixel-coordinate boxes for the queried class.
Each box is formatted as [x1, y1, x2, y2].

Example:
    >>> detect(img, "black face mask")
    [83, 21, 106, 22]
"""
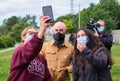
[53, 32, 65, 47]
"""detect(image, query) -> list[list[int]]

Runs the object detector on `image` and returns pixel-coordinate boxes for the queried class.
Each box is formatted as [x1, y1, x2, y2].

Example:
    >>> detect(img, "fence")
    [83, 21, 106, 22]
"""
[112, 30, 120, 43]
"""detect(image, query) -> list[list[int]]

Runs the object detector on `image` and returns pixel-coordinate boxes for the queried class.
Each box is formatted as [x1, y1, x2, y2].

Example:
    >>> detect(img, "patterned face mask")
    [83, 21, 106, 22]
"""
[77, 36, 88, 45]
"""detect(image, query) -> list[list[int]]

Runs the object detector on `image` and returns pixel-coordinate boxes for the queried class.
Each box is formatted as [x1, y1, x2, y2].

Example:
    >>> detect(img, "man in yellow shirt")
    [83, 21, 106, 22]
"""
[40, 22, 74, 81]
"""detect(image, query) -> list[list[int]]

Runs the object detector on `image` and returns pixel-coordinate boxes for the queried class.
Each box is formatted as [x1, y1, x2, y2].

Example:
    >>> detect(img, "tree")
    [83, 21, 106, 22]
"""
[56, 14, 78, 33]
[0, 15, 38, 42]
[80, 0, 120, 32]
[9, 24, 22, 42]
[63, 19, 74, 33]
[3, 16, 18, 31]
[20, 14, 38, 28]
[0, 26, 9, 35]
[99, 0, 120, 29]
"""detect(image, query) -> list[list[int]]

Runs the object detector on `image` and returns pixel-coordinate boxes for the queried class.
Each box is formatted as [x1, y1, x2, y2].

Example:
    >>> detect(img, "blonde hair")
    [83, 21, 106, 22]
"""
[21, 26, 36, 42]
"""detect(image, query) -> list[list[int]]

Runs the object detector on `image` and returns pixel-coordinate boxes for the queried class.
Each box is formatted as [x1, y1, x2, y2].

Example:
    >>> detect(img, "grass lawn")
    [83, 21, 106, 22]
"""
[0, 48, 6, 51]
[111, 44, 120, 81]
[0, 44, 120, 81]
[0, 50, 13, 81]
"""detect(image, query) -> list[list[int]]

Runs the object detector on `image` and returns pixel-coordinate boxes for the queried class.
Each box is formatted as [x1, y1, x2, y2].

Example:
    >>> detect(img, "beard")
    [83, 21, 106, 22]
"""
[53, 32, 65, 47]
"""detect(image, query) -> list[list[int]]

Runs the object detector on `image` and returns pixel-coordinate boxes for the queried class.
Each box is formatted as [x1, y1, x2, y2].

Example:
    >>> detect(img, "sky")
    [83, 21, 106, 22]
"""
[0, 0, 119, 25]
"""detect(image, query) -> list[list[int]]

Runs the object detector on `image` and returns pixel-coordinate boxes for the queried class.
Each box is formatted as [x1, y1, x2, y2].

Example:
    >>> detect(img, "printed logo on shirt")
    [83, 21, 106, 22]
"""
[27, 59, 45, 78]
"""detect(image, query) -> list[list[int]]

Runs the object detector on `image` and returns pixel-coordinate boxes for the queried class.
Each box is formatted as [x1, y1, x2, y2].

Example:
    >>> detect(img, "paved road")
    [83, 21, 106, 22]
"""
[0, 44, 20, 53]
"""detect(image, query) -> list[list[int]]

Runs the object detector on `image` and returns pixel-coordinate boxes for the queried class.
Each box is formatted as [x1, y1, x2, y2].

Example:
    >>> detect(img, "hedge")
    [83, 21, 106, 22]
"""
[0, 36, 15, 48]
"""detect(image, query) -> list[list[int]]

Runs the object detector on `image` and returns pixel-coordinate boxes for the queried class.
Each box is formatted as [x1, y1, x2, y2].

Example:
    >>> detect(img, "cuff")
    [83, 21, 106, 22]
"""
[33, 32, 44, 41]
[66, 66, 72, 73]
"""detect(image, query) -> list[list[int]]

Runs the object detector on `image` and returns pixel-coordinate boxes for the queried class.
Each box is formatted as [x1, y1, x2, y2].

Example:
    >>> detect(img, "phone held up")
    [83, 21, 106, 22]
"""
[42, 5, 54, 23]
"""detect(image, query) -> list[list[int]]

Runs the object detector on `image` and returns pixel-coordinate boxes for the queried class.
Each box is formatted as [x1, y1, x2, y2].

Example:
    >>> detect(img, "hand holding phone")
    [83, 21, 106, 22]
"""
[42, 5, 54, 23]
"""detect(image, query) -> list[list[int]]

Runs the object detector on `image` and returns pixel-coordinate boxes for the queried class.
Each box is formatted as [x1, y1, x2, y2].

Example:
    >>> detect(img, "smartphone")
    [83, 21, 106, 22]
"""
[42, 5, 54, 23]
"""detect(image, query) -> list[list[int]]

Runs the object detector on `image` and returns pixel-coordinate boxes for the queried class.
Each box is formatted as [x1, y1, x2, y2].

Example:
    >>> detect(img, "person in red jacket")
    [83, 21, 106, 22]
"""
[7, 16, 53, 81]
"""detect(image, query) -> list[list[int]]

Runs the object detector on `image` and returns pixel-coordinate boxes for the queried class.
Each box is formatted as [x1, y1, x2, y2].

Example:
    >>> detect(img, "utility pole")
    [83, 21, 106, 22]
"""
[78, 4, 80, 28]
[70, 0, 74, 15]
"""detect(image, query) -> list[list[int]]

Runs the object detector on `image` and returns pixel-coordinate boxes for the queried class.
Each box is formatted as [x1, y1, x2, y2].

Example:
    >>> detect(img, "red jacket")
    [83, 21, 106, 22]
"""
[7, 33, 53, 81]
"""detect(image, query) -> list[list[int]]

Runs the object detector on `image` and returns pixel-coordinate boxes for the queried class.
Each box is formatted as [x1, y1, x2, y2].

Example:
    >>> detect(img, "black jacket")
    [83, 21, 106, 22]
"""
[73, 47, 112, 81]
[99, 32, 113, 53]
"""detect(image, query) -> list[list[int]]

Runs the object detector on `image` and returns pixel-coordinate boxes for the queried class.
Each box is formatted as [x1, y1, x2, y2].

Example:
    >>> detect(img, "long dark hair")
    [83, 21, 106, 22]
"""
[73, 28, 113, 70]
[69, 33, 76, 45]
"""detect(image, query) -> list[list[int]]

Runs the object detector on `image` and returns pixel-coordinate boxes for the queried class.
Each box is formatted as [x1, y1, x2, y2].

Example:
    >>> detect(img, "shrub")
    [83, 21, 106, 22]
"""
[0, 37, 7, 48]
[0, 36, 15, 48]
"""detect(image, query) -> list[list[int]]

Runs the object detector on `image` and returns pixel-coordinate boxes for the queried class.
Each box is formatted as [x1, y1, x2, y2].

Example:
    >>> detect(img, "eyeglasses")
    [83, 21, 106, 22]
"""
[27, 31, 37, 35]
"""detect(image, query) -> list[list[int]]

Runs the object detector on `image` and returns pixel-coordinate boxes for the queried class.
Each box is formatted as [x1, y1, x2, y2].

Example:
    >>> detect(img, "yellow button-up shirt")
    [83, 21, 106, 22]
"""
[40, 40, 74, 81]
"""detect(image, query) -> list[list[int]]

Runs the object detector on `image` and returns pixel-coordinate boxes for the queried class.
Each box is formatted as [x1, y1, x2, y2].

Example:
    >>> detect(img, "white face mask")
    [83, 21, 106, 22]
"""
[77, 36, 88, 45]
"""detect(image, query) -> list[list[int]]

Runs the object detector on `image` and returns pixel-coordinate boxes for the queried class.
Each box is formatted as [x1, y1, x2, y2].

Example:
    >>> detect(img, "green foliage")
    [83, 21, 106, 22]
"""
[0, 50, 13, 81]
[55, 0, 120, 33]
[0, 26, 9, 35]
[80, 0, 120, 32]
[63, 19, 74, 33]
[111, 44, 120, 81]
[4, 36, 16, 47]
[0, 37, 7, 48]
[3, 16, 18, 31]
[0, 14, 38, 42]
[10, 23, 23, 42]
[0, 36, 15, 48]
[56, 14, 78, 33]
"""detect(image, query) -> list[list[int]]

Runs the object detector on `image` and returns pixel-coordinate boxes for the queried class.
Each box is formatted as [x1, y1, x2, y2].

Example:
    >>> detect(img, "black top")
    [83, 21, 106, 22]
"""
[99, 31, 113, 53]
[73, 47, 112, 81]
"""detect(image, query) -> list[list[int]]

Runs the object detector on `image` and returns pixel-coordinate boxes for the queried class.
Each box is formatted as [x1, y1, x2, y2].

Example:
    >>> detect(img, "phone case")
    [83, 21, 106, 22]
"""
[42, 5, 54, 23]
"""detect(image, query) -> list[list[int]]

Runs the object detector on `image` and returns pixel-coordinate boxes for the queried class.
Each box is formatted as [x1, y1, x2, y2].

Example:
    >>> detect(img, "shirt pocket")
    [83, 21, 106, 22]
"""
[45, 50, 56, 61]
